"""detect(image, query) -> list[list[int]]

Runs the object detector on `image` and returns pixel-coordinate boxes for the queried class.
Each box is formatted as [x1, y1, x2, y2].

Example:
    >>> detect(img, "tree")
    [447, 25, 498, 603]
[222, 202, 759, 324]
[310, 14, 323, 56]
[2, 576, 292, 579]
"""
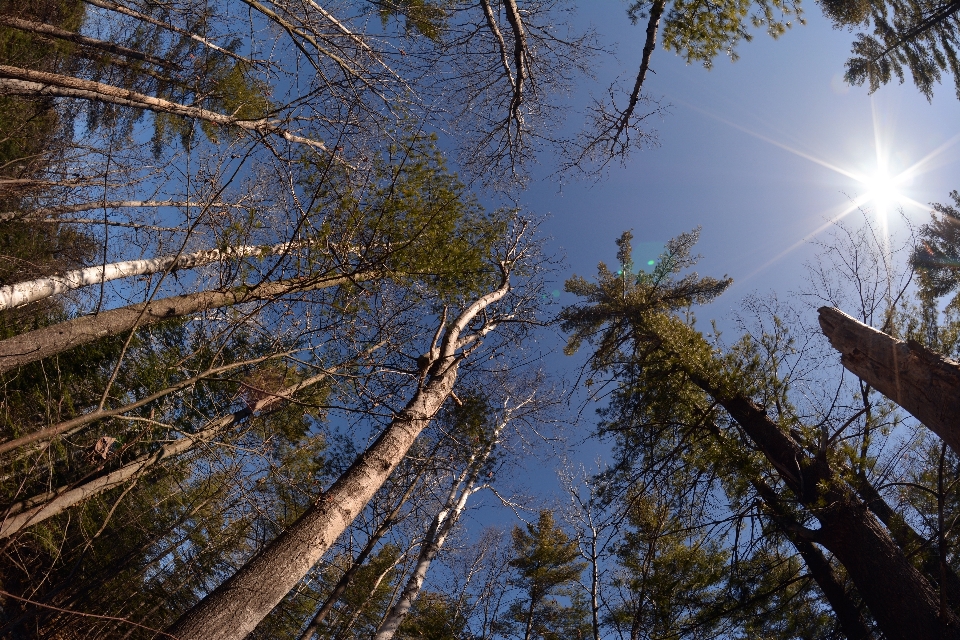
[560, 230, 960, 640]
[500, 509, 589, 640]
[166, 222, 538, 640]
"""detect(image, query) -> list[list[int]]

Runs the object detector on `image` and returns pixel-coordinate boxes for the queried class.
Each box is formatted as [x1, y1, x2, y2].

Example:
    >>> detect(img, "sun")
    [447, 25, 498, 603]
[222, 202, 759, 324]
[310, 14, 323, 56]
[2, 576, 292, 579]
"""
[859, 164, 905, 216]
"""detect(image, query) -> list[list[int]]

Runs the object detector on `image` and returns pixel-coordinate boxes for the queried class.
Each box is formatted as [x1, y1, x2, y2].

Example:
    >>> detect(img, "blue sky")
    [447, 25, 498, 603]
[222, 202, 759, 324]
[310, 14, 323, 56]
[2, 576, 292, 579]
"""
[516, 1, 960, 314]
[457, 1, 960, 523]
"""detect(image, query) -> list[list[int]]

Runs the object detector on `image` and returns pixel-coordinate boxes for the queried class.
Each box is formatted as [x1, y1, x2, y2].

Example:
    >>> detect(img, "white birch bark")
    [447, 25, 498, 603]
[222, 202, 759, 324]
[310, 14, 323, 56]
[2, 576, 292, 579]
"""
[0, 240, 306, 311]
[373, 465, 481, 640]
[165, 263, 514, 640]
[0, 359, 347, 539]
[374, 393, 530, 640]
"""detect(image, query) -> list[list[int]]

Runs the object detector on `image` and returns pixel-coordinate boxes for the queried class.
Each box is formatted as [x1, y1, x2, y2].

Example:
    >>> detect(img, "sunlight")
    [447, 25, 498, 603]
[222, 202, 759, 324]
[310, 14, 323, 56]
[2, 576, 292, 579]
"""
[678, 96, 960, 288]
[857, 163, 902, 218]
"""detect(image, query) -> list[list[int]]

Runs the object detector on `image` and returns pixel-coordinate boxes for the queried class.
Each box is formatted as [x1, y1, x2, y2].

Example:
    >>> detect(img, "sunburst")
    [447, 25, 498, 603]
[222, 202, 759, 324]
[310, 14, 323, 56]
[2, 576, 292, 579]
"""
[677, 96, 959, 283]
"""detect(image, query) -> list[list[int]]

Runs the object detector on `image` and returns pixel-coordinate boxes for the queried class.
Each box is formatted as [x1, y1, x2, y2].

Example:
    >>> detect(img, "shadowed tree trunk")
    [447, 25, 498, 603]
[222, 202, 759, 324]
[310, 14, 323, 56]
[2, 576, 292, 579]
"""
[818, 306, 960, 456]
[165, 263, 513, 640]
[0, 271, 371, 373]
[691, 370, 960, 640]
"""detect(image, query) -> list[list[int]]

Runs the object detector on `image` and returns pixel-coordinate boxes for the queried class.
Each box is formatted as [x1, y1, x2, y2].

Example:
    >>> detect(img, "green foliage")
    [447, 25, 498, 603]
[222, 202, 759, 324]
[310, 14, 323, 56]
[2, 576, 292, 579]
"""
[836, 0, 960, 99]
[500, 510, 590, 639]
[378, 0, 448, 41]
[607, 491, 728, 637]
[628, 0, 802, 68]
[561, 228, 731, 364]
[311, 134, 510, 301]
[396, 591, 472, 640]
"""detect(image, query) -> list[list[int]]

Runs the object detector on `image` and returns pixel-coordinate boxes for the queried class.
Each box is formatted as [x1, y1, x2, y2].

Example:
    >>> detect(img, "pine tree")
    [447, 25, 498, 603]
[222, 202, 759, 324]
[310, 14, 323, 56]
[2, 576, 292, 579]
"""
[500, 510, 590, 640]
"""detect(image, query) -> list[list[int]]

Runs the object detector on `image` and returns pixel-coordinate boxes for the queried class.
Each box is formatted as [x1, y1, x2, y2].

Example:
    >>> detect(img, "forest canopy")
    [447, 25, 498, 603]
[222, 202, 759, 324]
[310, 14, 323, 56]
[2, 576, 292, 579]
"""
[2, 0, 960, 639]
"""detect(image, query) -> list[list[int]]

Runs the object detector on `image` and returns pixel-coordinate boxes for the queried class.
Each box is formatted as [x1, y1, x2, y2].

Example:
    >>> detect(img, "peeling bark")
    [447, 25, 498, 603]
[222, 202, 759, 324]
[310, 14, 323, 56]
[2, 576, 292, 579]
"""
[818, 306, 960, 456]
[165, 269, 512, 640]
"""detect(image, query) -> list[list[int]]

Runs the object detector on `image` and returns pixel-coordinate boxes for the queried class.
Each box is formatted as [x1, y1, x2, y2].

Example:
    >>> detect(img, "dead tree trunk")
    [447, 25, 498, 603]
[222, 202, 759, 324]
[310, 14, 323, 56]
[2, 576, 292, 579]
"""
[818, 306, 960, 457]
[165, 264, 513, 640]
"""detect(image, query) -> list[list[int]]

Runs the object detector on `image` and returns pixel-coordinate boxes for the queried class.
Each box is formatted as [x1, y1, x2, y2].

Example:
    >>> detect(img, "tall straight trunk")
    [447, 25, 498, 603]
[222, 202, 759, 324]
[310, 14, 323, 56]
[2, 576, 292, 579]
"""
[166, 268, 512, 640]
[297, 460, 433, 640]
[0, 271, 369, 373]
[0, 362, 341, 538]
[373, 462, 481, 639]
[0, 65, 331, 153]
[0, 240, 307, 311]
[691, 372, 960, 640]
[375, 393, 523, 640]
[818, 306, 960, 456]
[0, 200, 224, 222]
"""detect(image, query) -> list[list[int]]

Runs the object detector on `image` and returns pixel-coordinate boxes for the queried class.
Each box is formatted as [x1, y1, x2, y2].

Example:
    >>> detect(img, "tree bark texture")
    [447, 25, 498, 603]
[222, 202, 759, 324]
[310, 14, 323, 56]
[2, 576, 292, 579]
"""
[297, 461, 431, 640]
[691, 374, 960, 640]
[751, 479, 874, 640]
[0, 363, 338, 538]
[818, 306, 960, 457]
[373, 460, 481, 639]
[0, 272, 362, 373]
[0, 240, 306, 311]
[165, 272, 512, 640]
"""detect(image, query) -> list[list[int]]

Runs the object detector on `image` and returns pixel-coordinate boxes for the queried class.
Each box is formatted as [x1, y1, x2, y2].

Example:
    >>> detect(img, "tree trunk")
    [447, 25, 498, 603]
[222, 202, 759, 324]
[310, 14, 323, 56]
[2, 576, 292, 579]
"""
[0, 15, 174, 68]
[373, 465, 480, 640]
[0, 271, 368, 373]
[0, 240, 307, 311]
[165, 270, 512, 640]
[0, 363, 339, 538]
[690, 373, 960, 640]
[850, 471, 960, 609]
[750, 478, 874, 639]
[0, 65, 331, 153]
[297, 460, 433, 640]
[818, 306, 960, 456]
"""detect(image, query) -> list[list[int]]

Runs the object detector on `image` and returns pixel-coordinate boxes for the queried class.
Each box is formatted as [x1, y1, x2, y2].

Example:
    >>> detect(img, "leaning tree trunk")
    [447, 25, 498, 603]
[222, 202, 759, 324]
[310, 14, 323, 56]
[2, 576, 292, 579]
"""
[0, 270, 372, 373]
[0, 240, 308, 311]
[818, 306, 960, 456]
[297, 457, 435, 640]
[0, 359, 345, 538]
[0, 65, 332, 152]
[750, 476, 874, 640]
[165, 268, 512, 640]
[691, 371, 960, 640]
